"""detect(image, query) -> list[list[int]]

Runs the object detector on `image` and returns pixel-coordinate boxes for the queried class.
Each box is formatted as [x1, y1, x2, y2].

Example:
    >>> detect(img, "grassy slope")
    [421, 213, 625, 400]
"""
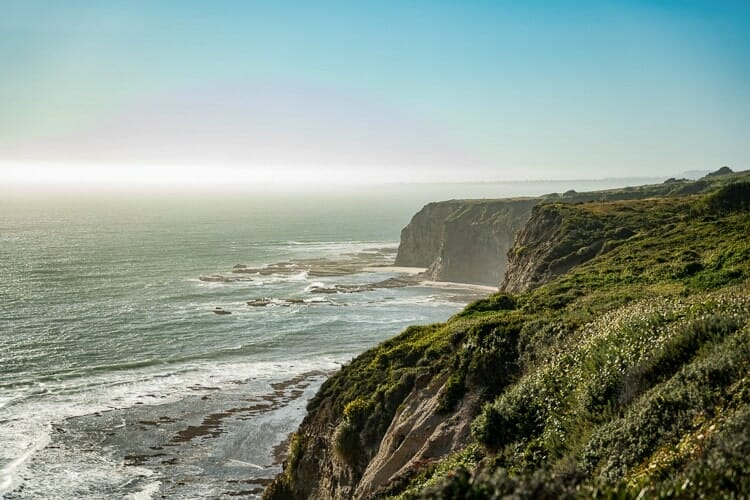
[267, 176, 750, 499]
[405, 184, 750, 498]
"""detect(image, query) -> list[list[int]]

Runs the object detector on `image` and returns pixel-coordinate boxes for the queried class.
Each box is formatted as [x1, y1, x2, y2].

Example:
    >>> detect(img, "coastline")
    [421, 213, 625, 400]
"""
[361, 265, 426, 275]
[0, 221, 493, 498]
[31, 371, 331, 499]
[420, 280, 498, 293]
[364, 265, 499, 294]
[264, 171, 750, 499]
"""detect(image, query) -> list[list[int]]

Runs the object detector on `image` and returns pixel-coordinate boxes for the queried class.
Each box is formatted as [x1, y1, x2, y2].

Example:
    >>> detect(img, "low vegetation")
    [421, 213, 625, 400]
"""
[267, 170, 750, 499]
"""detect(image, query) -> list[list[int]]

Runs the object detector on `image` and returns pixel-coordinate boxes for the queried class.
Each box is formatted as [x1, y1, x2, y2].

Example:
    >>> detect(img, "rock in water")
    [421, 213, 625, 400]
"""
[247, 298, 272, 307]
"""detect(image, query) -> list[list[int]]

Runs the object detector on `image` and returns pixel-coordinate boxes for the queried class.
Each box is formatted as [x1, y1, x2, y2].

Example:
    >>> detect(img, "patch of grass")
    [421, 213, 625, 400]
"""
[457, 293, 516, 318]
[437, 371, 466, 414]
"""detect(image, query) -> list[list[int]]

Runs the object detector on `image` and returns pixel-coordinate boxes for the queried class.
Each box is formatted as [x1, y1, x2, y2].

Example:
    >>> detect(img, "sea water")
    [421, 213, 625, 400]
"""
[0, 180, 659, 498]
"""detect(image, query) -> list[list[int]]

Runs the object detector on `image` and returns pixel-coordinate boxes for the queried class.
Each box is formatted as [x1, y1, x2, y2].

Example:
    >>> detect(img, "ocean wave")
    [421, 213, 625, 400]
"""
[0, 422, 51, 494]
[0, 357, 340, 496]
[304, 281, 328, 292]
[123, 480, 161, 500]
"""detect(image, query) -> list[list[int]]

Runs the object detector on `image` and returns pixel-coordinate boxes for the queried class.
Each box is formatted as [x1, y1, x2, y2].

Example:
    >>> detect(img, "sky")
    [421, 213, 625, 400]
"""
[1, 0, 749, 189]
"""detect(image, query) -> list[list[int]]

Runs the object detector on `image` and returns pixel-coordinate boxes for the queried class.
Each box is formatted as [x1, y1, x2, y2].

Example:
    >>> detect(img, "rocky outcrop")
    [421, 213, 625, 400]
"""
[706, 166, 734, 177]
[499, 205, 567, 293]
[396, 199, 538, 285]
[501, 202, 642, 293]
[354, 375, 474, 498]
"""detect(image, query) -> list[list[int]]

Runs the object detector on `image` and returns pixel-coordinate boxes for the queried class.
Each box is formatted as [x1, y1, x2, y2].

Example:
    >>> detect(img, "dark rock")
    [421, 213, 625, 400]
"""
[200, 275, 244, 283]
[308, 286, 340, 294]
[247, 298, 273, 307]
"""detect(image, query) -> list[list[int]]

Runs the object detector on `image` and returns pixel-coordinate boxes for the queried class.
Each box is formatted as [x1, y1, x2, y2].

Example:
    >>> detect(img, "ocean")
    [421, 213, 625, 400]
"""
[0, 179, 660, 498]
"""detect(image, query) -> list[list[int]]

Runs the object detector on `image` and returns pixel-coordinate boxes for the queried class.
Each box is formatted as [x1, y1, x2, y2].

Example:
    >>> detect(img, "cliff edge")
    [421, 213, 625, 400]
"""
[397, 170, 742, 287]
[265, 171, 750, 499]
[394, 201, 465, 269]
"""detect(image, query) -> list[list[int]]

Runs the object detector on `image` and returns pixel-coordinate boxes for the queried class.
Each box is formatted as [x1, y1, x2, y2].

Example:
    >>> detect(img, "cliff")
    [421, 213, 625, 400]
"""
[500, 202, 636, 293]
[501, 167, 746, 294]
[419, 199, 538, 285]
[265, 171, 750, 499]
[394, 201, 465, 268]
[396, 169, 742, 287]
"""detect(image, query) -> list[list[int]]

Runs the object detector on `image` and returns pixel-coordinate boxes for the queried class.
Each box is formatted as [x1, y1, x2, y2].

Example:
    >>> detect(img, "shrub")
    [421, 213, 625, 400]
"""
[262, 477, 293, 500]
[343, 397, 370, 421]
[618, 314, 744, 408]
[286, 433, 305, 475]
[472, 388, 546, 450]
[437, 371, 466, 413]
[672, 405, 750, 497]
[459, 293, 517, 317]
[700, 182, 750, 215]
[333, 417, 361, 464]
[418, 466, 581, 499]
[582, 327, 750, 479]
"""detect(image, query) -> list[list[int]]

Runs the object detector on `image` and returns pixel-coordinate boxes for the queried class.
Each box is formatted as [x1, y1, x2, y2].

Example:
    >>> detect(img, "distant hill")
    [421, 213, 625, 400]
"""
[675, 169, 711, 179]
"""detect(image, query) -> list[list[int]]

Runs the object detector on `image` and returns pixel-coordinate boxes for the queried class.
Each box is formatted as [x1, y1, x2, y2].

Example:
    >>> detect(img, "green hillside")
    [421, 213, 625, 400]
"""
[266, 174, 750, 499]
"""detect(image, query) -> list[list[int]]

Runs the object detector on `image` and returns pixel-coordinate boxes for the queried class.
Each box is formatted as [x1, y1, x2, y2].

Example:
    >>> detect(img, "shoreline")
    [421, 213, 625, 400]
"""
[3, 251, 489, 498]
[361, 265, 427, 275]
[20, 371, 330, 499]
[420, 279, 498, 293]
[364, 265, 499, 293]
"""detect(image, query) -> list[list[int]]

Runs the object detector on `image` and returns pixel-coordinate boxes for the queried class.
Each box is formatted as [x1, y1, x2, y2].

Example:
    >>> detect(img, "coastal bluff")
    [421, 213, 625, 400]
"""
[395, 199, 538, 286]
[264, 169, 750, 500]
[395, 169, 741, 288]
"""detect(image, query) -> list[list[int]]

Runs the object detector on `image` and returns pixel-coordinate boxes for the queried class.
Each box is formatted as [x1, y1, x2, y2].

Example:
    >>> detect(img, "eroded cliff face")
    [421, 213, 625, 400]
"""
[396, 199, 539, 285]
[353, 375, 473, 499]
[426, 199, 539, 285]
[394, 178, 718, 287]
[501, 202, 637, 293]
[394, 201, 464, 268]
[264, 370, 474, 500]
[500, 205, 567, 293]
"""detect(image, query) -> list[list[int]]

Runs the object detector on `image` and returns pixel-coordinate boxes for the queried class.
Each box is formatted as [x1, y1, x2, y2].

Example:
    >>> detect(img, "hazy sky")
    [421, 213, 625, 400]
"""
[1, 1, 749, 188]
